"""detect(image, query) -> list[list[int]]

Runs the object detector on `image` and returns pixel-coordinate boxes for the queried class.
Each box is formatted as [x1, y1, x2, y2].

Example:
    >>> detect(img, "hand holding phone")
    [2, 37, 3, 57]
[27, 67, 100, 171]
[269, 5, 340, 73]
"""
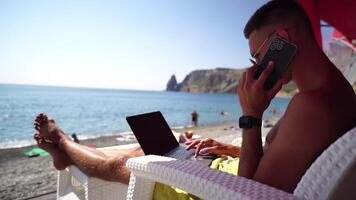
[254, 37, 297, 90]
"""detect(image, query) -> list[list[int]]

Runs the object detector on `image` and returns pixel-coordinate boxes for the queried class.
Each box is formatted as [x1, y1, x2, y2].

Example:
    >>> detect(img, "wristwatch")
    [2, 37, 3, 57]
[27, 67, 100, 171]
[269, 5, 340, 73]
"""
[239, 116, 262, 129]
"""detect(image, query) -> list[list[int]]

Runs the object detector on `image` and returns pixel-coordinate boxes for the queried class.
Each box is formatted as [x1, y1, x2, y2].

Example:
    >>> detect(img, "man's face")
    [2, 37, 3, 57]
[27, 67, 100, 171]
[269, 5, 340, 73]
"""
[248, 29, 293, 81]
[248, 30, 272, 65]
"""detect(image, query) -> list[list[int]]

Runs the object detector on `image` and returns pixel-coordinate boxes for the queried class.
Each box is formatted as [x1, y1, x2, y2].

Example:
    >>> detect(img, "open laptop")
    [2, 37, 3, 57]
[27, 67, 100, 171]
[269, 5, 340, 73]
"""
[126, 111, 216, 166]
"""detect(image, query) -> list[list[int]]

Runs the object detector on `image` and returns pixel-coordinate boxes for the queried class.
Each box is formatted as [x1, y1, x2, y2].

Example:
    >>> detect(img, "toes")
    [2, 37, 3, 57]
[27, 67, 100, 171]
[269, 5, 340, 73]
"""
[48, 118, 55, 123]
[42, 114, 49, 121]
[35, 113, 53, 129]
[36, 113, 44, 120]
[35, 116, 43, 124]
[35, 117, 41, 124]
[35, 113, 48, 123]
[34, 132, 56, 145]
[34, 133, 40, 140]
[34, 133, 44, 144]
[35, 116, 42, 122]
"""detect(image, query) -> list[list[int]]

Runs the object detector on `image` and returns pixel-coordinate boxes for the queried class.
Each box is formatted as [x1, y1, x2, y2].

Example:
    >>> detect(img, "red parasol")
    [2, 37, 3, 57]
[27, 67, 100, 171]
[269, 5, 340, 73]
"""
[332, 29, 356, 51]
[298, 0, 356, 48]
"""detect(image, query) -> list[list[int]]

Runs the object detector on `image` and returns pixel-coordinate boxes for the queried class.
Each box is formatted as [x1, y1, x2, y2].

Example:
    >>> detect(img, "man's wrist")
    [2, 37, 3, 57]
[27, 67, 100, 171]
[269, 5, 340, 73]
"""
[242, 111, 262, 119]
[239, 115, 262, 129]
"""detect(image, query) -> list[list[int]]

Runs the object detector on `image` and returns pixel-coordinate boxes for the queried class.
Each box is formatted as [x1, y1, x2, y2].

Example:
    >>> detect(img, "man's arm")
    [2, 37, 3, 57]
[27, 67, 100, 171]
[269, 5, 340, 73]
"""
[236, 63, 332, 192]
[237, 62, 285, 178]
[238, 127, 263, 178]
[186, 139, 241, 158]
[238, 118, 281, 177]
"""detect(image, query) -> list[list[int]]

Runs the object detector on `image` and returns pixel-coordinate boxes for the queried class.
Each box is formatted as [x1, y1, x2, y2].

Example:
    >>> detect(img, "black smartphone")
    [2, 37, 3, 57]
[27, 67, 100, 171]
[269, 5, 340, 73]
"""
[253, 36, 297, 90]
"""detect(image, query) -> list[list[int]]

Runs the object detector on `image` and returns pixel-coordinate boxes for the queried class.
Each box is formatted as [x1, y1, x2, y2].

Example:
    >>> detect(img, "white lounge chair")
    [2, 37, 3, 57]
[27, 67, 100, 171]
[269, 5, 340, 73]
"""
[57, 144, 137, 200]
[126, 126, 356, 200]
[56, 132, 202, 200]
[57, 126, 355, 199]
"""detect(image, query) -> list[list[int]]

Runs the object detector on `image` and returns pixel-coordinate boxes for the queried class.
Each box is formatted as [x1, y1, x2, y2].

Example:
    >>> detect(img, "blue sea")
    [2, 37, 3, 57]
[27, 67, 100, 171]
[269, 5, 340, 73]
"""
[0, 84, 290, 149]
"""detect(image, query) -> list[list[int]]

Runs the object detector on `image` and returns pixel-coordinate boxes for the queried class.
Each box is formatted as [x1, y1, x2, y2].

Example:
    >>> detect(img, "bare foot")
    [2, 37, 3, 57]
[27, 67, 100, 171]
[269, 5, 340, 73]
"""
[34, 133, 72, 170]
[34, 113, 69, 144]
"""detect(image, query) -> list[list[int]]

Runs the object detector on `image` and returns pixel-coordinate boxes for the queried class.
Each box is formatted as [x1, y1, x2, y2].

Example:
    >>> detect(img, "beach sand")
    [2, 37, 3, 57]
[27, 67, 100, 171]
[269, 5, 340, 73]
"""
[0, 121, 273, 200]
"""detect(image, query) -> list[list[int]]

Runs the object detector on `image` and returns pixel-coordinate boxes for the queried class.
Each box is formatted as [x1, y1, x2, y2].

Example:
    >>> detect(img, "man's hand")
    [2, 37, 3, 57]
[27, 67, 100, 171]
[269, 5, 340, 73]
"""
[237, 61, 286, 118]
[185, 138, 240, 158]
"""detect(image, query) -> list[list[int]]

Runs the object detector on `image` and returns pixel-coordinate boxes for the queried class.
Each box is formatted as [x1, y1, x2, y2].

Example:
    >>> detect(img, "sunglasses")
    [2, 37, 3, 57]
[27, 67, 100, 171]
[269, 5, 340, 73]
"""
[249, 31, 275, 65]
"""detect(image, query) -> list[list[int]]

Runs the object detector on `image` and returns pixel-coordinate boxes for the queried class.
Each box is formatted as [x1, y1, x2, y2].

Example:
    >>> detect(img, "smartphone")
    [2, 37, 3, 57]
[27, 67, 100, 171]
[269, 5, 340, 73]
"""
[253, 36, 297, 90]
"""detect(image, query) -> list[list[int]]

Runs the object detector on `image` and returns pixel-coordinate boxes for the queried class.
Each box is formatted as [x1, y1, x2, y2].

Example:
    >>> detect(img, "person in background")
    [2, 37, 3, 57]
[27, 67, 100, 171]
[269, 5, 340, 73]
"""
[191, 110, 199, 126]
[71, 133, 80, 144]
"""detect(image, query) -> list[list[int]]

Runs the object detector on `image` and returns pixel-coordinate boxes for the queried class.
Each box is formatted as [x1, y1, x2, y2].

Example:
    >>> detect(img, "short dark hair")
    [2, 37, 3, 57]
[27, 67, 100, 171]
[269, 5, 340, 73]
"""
[244, 0, 314, 39]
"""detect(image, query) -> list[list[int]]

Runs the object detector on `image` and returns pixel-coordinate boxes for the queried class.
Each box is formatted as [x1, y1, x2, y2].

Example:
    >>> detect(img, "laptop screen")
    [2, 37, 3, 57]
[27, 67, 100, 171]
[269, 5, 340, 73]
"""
[126, 111, 180, 155]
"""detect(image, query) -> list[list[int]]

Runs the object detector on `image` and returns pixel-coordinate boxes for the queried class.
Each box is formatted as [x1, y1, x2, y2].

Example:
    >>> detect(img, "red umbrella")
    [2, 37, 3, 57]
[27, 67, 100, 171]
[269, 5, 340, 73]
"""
[298, 0, 356, 48]
[332, 29, 355, 51]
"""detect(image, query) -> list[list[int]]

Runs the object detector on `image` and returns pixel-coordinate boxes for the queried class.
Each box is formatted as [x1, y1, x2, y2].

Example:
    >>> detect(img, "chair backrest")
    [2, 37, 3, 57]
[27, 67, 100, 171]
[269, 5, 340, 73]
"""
[293, 126, 356, 200]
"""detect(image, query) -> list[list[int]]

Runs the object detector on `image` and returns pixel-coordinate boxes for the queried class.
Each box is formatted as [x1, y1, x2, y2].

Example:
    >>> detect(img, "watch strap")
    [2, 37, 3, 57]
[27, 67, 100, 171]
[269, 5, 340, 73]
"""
[239, 115, 262, 128]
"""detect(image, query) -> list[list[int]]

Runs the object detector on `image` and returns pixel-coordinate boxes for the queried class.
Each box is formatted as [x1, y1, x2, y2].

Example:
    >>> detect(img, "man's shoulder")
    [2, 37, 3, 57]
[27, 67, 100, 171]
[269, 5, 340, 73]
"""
[278, 89, 337, 141]
[287, 89, 331, 116]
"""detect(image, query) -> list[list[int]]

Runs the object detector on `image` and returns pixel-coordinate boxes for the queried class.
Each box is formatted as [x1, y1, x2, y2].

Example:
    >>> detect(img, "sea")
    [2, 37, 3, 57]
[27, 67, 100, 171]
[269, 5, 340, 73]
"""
[0, 84, 290, 149]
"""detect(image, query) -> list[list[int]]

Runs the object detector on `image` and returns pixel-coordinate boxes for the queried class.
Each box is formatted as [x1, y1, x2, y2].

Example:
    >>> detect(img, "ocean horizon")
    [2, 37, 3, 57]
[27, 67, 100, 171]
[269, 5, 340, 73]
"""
[0, 83, 290, 149]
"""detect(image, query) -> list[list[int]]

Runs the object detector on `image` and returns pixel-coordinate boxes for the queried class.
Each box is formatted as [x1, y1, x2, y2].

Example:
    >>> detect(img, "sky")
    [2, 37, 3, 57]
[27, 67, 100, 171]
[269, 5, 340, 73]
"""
[0, 0, 333, 91]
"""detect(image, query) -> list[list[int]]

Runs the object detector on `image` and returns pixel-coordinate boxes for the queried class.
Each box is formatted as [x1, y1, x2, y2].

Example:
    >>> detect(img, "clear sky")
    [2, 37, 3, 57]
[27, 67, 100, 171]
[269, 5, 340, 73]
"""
[0, 0, 332, 91]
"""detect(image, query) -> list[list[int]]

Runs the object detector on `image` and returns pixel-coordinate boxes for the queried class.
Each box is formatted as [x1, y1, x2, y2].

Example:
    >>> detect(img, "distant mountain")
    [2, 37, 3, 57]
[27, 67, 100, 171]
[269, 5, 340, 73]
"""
[166, 68, 297, 96]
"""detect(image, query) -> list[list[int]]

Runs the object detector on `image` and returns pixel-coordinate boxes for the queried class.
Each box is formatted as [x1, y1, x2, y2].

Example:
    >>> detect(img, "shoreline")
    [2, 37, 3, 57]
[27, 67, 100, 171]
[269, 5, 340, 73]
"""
[0, 120, 246, 200]
[0, 120, 239, 151]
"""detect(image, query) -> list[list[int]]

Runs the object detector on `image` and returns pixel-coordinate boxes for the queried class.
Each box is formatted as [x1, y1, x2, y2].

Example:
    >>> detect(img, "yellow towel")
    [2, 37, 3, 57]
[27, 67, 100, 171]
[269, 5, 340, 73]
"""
[210, 156, 239, 176]
[153, 157, 240, 200]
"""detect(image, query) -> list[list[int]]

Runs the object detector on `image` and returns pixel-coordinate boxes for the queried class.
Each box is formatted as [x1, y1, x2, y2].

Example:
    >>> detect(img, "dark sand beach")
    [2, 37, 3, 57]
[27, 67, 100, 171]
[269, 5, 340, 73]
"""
[1, 121, 258, 200]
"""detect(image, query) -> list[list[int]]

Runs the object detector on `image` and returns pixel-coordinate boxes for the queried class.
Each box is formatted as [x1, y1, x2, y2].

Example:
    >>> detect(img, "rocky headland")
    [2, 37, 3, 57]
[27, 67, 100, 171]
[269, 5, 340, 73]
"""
[166, 68, 298, 97]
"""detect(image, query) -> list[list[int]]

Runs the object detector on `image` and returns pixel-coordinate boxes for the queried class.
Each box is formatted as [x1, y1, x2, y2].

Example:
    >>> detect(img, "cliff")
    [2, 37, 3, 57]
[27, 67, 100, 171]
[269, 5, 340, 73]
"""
[167, 68, 243, 93]
[166, 68, 298, 96]
[166, 75, 179, 91]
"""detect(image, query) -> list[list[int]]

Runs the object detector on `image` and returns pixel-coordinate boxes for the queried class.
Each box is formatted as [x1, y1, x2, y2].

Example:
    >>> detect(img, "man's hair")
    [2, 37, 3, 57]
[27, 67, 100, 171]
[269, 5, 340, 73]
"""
[244, 0, 314, 40]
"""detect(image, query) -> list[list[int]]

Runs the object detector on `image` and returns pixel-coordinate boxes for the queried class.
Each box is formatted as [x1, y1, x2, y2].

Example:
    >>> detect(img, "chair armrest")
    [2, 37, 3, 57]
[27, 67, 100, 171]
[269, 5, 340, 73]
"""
[126, 155, 302, 200]
[294, 126, 356, 200]
[57, 144, 138, 200]
[58, 165, 129, 200]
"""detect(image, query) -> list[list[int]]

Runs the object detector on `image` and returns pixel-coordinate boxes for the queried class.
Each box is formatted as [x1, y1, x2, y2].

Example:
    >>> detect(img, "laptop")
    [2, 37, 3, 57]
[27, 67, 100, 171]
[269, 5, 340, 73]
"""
[126, 111, 216, 166]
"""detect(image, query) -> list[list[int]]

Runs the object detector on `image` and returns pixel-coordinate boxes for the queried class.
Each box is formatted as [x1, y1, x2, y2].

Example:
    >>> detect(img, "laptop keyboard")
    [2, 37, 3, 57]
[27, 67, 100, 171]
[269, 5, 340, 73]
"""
[169, 146, 195, 160]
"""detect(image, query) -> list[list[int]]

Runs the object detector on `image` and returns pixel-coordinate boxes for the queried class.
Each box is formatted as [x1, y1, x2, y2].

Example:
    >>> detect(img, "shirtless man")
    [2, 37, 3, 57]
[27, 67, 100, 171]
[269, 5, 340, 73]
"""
[33, 0, 356, 193]
[234, 0, 355, 192]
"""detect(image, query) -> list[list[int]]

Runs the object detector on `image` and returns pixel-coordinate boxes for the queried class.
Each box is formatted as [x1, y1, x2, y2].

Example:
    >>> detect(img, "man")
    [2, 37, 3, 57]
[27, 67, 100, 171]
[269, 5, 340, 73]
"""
[34, 0, 356, 193]
[191, 110, 199, 126]
[235, 0, 355, 192]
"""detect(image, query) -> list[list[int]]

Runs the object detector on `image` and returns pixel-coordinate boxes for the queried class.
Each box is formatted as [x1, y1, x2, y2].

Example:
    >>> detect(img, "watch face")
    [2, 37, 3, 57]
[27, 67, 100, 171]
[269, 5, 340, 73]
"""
[240, 116, 249, 124]
[239, 116, 252, 128]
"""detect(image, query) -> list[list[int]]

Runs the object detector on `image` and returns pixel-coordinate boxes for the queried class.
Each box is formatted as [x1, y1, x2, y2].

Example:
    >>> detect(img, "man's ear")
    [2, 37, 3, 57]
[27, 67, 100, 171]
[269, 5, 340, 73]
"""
[275, 29, 289, 41]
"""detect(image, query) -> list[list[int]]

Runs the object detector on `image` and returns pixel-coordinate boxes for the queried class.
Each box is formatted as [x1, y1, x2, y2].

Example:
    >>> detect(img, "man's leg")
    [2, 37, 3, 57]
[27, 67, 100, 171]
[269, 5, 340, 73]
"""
[34, 133, 73, 170]
[34, 113, 144, 184]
